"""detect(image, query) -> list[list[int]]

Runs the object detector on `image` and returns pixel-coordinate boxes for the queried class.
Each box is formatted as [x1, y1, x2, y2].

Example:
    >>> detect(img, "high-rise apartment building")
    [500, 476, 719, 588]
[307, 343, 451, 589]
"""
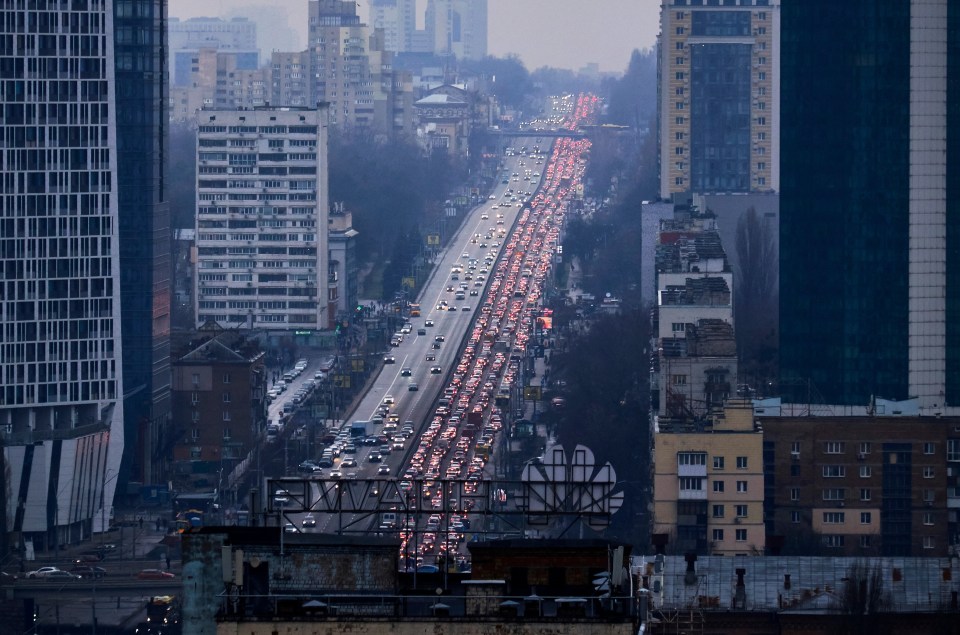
[779, 0, 958, 410]
[194, 108, 332, 333]
[424, 0, 488, 61]
[308, 0, 394, 129]
[168, 17, 259, 87]
[370, 0, 417, 54]
[658, 0, 779, 199]
[115, 0, 172, 491]
[169, 48, 270, 121]
[0, 2, 126, 550]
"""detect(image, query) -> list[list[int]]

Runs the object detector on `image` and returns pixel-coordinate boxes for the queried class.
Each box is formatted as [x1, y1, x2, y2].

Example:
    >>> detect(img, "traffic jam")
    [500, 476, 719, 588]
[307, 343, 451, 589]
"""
[393, 94, 600, 571]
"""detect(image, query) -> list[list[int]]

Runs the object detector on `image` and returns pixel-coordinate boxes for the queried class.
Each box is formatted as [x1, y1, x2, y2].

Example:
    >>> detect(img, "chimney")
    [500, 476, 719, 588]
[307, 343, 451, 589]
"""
[734, 567, 746, 609]
[684, 553, 698, 586]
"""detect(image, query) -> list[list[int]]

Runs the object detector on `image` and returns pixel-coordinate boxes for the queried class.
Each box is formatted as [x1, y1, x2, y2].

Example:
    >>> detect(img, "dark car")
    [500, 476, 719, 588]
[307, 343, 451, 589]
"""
[70, 565, 107, 579]
[74, 551, 104, 563]
[430, 366, 442, 374]
[383, 355, 396, 364]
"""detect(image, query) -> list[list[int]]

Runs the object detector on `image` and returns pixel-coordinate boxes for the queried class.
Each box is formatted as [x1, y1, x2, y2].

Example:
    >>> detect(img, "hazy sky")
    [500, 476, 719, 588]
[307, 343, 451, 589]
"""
[168, 0, 659, 74]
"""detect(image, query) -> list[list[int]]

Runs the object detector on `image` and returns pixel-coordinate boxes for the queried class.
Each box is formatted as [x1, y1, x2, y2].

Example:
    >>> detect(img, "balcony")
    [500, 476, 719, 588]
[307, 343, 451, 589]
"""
[678, 488, 707, 501]
[678, 464, 707, 478]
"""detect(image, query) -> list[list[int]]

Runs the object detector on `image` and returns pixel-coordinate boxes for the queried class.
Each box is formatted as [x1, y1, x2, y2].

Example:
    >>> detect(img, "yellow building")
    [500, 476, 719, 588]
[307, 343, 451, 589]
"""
[653, 400, 764, 555]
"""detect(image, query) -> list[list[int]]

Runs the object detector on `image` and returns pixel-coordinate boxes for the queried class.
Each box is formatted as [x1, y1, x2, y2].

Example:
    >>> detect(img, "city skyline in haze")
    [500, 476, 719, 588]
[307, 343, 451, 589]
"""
[168, 0, 659, 74]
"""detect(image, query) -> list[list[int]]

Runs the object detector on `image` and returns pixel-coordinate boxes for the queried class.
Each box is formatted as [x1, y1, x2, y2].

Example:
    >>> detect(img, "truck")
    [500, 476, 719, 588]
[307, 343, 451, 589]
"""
[464, 411, 482, 436]
[351, 420, 373, 438]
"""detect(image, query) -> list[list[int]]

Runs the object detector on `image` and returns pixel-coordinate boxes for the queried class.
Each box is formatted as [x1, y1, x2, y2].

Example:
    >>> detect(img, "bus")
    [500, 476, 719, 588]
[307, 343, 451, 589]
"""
[408, 302, 421, 317]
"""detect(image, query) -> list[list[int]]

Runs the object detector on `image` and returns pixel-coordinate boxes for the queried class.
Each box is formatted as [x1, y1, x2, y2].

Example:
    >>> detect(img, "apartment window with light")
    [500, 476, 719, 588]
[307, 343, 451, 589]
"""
[714, 456, 725, 470]
[736, 529, 747, 542]
[924, 467, 935, 479]
[712, 528, 724, 541]
[713, 480, 725, 493]
[860, 512, 872, 525]
[712, 504, 725, 518]
[791, 511, 801, 523]
[860, 466, 872, 478]
[823, 512, 845, 524]
[825, 442, 845, 454]
[736, 505, 748, 518]
[737, 481, 748, 493]
[790, 487, 800, 501]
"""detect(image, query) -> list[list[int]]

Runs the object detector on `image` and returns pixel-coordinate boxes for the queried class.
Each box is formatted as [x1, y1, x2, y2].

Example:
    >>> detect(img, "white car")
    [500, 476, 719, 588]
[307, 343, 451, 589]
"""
[26, 567, 62, 579]
[383, 395, 395, 405]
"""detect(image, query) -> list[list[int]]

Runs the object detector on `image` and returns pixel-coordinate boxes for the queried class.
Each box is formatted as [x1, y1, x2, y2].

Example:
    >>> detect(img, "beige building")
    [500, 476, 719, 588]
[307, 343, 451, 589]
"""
[653, 400, 765, 555]
[169, 48, 270, 121]
[658, 0, 780, 198]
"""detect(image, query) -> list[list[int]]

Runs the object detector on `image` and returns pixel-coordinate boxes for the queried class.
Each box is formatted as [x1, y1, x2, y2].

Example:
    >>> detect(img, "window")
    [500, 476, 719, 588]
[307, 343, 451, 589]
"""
[223, 372, 231, 384]
[680, 477, 704, 491]
[825, 442, 845, 454]
[860, 488, 872, 502]
[790, 487, 800, 501]
[791, 511, 801, 523]
[860, 466, 872, 478]
[948, 439, 960, 461]
[860, 512, 872, 524]
[222, 392, 231, 403]
[758, 11, 766, 20]
[191, 411, 200, 422]
[923, 512, 934, 526]
[823, 512, 845, 524]
[222, 411, 231, 421]
[758, 71, 766, 81]
[675, 116, 685, 125]
[924, 442, 936, 455]
[823, 535, 845, 548]
[859, 442, 871, 455]
[191, 392, 199, 405]
[672, 322, 686, 332]
[924, 489, 935, 503]
[924, 467, 935, 479]
[736, 456, 748, 469]
[757, 116, 766, 126]
[712, 504, 725, 518]
[735, 529, 747, 542]
[736, 504, 748, 518]
[859, 535, 871, 548]
[676, 26, 685, 35]
[674, 132, 685, 141]
[823, 488, 846, 501]
[712, 528, 724, 541]
[191, 428, 200, 439]
[923, 536, 935, 550]
[676, 56, 685, 65]
[713, 480, 725, 492]
[714, 456, 725, 470]
[823, 465, 846, 478]
[223, 427, 232, 440]
[678, 452, 707, 465]
[192, 373, 200, 387]
[675, 71, 685, 80]
[672, 374, 688, 385]
[676, 41, 684, 50]
[737, 481, 748, 493]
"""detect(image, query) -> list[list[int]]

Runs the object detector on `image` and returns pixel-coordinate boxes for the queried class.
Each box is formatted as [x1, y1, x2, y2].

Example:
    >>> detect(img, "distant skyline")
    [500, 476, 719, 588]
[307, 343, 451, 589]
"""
[168, 0, 659, 74]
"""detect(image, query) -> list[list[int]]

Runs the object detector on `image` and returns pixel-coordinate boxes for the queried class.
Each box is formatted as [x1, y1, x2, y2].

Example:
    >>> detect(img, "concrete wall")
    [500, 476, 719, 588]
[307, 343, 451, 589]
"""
[216, 620, 634, 635]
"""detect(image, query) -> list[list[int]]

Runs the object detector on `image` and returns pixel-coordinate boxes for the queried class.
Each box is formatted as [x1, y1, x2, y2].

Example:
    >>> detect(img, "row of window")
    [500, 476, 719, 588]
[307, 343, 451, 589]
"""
[712, 528, 748, 542]
[815, 441, 940, 456]
[712, 503, 749, 518]
[678, 452, 750, 469]
[817, 534, 937, 550]
[790, 487, 938, 503]
[680, 478, 749, 492]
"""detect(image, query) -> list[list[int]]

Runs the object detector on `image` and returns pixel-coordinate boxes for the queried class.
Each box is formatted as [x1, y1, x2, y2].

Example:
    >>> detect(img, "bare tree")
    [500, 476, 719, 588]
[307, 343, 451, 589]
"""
[836, 561, 891, 635]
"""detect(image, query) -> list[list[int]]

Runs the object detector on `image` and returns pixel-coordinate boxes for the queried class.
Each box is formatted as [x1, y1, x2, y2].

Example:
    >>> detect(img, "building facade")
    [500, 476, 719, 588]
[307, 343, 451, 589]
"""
[763, 416, 959, 557]
[0, 1, 126, 550]
[653, 401, 765, 555]
[779, 0, 958, 410]
[194, 108, 331, 332]
[116, 0, 172, 493]
[171, 337, 267, 493]
[168, 17, 258, 88]
[658, 0, 780, 199]
[424, 0, 488, 61]
[370, 0, 417, 54]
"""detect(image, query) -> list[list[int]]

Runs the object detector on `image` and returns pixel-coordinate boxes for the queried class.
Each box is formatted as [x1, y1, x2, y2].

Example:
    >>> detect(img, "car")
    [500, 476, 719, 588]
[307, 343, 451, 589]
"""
[329, 470, 343, 479]
[400, 367, 412, 377]
[368, 452, 382, 463]
[43, 570, 82, 581]
[430, 366, 442, 374]
[301, 514, 317, 528]
[417, 328, 427, 335]
[408, 382, 419, 392]
[462, 252, 470, 258]
[74, 551, 104, 563]
[481, 214, 489, 219]
[431, 341, 441, 349]
[446, 285, 455, 292]
[378, 465, 391, 475]
[383, 395, 395, 405]
[435, 335, 445, 342]
[297, 461, 319, 473]
[70, 565, 107, 579]
[425, 320, 434, 327]
[425, 353, 437, 362]
[340, 457, 358, 468]
[26, 567, 62, 579]
[462, 306, 471, 311]
[470, 290, 479, 296]
[136, 569, 175, 580]
[284, 523, 298, 533]
[383, 355, 396, 364]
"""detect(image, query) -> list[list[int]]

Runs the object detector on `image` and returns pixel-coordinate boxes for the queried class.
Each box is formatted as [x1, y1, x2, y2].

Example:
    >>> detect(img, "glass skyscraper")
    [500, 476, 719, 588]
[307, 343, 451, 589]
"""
[780, 0, 958, 409]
